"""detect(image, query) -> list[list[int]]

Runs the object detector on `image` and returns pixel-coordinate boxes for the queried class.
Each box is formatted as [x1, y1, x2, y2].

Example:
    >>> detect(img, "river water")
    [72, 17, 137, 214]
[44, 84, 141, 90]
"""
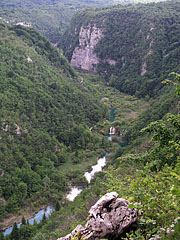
[66, 187, 83, 201]
[84, 155, 106, 183]
[3, 154, 108, 235]
[66, 155, 107, 201]
[3, 206, 53, 236]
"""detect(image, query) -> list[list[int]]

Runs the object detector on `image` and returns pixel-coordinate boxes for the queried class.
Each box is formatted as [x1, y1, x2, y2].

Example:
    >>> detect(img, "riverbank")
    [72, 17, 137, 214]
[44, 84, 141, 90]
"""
[0, 204, 47, 232]
[1, 152, 110, 235]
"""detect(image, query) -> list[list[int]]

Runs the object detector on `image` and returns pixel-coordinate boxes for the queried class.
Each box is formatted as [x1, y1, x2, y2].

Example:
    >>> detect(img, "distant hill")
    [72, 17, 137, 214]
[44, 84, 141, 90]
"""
[60, 1, 180, 97]
[0, 0, 118, 43]
[0, 0, 171, 43]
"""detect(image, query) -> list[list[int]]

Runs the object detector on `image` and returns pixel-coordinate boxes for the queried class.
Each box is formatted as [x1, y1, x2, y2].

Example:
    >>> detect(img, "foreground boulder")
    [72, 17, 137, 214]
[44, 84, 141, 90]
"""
[58, 192, 137, 240]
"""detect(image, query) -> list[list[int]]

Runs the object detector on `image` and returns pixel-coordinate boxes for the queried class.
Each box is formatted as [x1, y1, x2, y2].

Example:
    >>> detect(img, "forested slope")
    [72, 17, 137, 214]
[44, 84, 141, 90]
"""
[0, 0, 128, 44]
[0, 1, 180, 239]
[0, 21, 107, 222]
[0, 0, 170, 44]
[61, 1, 180, 97]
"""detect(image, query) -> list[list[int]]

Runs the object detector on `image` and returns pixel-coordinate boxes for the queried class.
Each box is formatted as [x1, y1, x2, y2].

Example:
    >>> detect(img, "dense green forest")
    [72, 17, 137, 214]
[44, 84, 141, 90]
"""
[103, 74, 180, 239]
[0, 0, 170, 43]
[0, 1, 180, 240]
[7, 74, 178, 240]
[61, 1, 180, 97]
[0, 20, 108, 230]
[0, 0, 128, 43]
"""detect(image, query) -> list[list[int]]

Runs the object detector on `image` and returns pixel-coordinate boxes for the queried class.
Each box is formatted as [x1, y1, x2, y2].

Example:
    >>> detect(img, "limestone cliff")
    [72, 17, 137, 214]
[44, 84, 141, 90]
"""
[61, 2, 180, 97]
[70, 24, 103, 72]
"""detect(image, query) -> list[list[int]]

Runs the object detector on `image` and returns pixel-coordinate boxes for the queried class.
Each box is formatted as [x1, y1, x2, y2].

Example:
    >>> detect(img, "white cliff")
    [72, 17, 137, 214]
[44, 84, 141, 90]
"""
[71, 24, 103, 71]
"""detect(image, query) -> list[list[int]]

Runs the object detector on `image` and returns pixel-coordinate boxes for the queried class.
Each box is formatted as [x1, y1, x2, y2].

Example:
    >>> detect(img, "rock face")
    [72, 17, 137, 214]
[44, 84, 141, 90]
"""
[58, 192, 137, 240]
[70, 24, 103, 72]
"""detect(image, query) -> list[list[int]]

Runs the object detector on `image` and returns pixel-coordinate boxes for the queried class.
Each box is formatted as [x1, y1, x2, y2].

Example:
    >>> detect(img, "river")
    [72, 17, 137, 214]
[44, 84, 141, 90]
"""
[66, 108, 115, 201]
[66, 154, 107, 201]
[3, 206, 53, 236]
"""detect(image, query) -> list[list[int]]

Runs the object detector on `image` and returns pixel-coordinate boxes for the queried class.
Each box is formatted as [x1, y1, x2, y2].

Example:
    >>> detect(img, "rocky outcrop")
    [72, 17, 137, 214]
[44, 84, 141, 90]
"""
[141, 62, 147, 76]
[106, 59, 116, 66]
[58, 192, 137, 240]
[141, 25, 155, 76]
[70, 24, 103, 72]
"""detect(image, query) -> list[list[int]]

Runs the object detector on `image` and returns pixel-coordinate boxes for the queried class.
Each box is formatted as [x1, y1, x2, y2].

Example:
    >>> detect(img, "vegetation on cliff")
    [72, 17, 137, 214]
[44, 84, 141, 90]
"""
[104, 74, 180, 239]
[0, 0, 127, 44]
[61, 1, 180, 97]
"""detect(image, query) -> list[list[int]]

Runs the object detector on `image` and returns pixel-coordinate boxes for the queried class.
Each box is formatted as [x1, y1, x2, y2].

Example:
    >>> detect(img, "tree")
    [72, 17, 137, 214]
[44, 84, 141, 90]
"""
[17, 182, 27, 204]
[55, 201, 60, 211]
[43, 176, 50, 191]
[21, 216, 26, 225]
[11, 222, 19, 240]
[32, 232, 46, 240]
[42, 213, 46, 224]
[0, 232, 5, 240]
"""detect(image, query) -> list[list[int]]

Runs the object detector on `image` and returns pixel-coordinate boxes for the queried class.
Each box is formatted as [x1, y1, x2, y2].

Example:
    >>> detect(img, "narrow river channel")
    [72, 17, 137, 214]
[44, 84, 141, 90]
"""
[66, 154, 107, 201]
[3, 206, 53, 236]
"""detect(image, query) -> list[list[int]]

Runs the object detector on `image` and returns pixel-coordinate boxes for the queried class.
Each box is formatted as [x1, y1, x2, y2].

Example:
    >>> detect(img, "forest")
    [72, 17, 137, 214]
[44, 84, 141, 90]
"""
[0, 21, 108, 231]
[0, 0, 126, 44]
[0, 0, 180, 240]
[61, 1, 180, 97]
[0, 0, 169, 44]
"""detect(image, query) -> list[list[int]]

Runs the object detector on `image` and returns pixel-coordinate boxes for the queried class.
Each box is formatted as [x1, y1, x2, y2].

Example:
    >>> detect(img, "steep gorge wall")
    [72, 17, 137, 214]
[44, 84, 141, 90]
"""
[70, 24, 103, 71]
[62, 2, 180, 97]
[70, 24, 116, 72]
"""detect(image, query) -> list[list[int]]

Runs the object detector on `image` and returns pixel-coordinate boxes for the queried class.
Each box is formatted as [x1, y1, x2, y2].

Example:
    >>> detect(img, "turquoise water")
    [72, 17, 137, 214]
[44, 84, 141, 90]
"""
[110, 108, 115, 122]
[118, 142, 128, 147]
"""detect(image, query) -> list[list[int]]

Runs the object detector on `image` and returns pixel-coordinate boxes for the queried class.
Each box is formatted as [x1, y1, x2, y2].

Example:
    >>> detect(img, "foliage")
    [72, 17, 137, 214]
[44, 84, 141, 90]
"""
[125, 85, 178, 144]
[10, 222, 19, 240]
[0, 0, 123, 43]
[104, 74, 180, 239]
[62, 1, 180, 97]
[0, 21, 107, 220]
[32, 232, 46, 240]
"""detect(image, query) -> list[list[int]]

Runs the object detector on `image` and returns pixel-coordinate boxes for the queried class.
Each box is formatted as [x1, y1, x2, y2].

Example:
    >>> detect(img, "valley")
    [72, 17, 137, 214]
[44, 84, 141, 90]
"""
[0, 71, 147, 233]
[0, 0, 180, 240]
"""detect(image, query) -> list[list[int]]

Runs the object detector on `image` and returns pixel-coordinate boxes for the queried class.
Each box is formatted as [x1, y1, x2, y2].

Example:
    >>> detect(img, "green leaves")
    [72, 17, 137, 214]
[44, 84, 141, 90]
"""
[104, 89, 180, 238]
[0, 21, 107, 217]
[128, 204, 135, 209]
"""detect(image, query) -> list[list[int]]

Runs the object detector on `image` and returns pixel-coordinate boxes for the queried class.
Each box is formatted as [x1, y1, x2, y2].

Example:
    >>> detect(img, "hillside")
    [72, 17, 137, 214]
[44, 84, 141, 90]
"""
[60, 1, 180, 97]
[0, 21, 107, 226]
[0, 0, 170, 44]
[0, 1, 180, 240]
[0, 0, 128, 44]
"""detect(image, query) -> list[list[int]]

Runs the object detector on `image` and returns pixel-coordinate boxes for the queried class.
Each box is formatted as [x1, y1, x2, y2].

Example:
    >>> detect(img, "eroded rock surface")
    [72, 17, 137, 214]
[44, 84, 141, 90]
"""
[58, 192, 137, 240]
[70, 24, 103, 72]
